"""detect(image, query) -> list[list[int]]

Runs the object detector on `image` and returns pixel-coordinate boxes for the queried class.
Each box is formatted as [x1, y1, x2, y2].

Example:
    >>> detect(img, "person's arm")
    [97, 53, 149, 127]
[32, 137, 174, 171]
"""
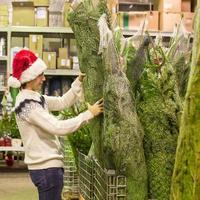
[44, 77, 83, 111]
[26, 107, 93, 136]
[22, 97, 103, 136]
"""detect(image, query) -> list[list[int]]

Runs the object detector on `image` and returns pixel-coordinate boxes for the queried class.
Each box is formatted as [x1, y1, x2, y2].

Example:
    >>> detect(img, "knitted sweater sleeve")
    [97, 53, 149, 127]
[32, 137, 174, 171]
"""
[26, 106, 94, 136]
[44, 78, 83, 111]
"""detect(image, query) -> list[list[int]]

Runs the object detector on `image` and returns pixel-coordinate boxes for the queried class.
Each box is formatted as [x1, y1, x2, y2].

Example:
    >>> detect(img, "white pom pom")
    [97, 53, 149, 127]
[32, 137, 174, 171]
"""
[8, 76, 21, 88]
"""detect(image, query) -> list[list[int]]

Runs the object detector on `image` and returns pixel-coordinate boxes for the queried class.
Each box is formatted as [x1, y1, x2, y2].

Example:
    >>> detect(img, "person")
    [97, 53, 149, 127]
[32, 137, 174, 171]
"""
[8, 49, 103, 200]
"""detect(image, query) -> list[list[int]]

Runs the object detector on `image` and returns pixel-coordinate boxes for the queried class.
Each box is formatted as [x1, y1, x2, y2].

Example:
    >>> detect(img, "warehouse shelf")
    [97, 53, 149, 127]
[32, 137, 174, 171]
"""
[0, 56, 8, 61]
[122, 29, 194, 37]
[0, 146, 24, 151]
[119, 1, 153, 5]
[10, 26, 73, 34]
[0, 26, 9, 32]
[122, 29, 173, 37]
[44, 69, 80, 76]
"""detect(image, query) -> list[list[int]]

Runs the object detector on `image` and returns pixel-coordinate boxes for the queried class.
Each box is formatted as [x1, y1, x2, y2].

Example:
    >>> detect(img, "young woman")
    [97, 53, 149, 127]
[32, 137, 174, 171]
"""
[8, 49, 103, 200]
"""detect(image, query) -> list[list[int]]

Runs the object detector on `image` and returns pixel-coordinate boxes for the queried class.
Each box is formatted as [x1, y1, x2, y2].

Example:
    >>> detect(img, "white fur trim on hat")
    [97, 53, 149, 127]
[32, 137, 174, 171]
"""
[20, 58, 47, 84]
[8, 76, 21, 88]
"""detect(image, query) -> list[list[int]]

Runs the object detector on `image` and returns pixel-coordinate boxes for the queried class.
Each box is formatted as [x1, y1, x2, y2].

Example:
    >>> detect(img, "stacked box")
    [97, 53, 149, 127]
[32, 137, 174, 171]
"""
[34, 0, 49, 7]
[49, 0, 65, 27]
[157, 0, 193, 32]
[159, 12, 181, 31]
[12, 1, 35, 26]
[43, 52, 56, 69]
[0, 5, 9, 26]
[181, 0, 191, 12]
[57, 48, 72, 69]
[29, 35, 43, 58]
[182, 12, 194, 32]
[72, 56, 79, 70]
[35, 7, 48, 27]
[118, 11, 159, 31]
[158, 0, 181, 12]
[49, 11, 63, 27]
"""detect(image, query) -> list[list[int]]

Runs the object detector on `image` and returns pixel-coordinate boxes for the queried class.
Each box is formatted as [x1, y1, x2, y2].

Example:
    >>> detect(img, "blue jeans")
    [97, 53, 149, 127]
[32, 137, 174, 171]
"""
[29, 167, 64, 200]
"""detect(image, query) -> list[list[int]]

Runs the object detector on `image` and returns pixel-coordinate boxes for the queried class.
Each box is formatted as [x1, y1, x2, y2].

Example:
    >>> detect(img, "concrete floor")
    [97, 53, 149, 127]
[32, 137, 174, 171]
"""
[0, 159, 38, 200]
[0, 171, 38, 200]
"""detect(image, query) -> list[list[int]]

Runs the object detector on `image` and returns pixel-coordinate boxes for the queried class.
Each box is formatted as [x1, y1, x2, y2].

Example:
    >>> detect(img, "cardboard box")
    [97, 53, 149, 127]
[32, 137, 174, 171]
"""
[29, 35, 43, 52]
[0, 4, 8, 11]
[0, 19, 8, 26]
[12, 2, 35, 26]
[35, 7, 48, 27]
[59, 48, 68, 58]
[43, 52, 56, 69]
[158, 0, 181, 12]
[0, 5, 8, 16]
[182, 12, 194, 32]
[57, 57, 72, 69]
[159, 12, 181, 31]
[49, 11, 63, 27]
[181, 0, 191, 12]
[32, 50, 42, 58]
[34, 0, 49, 7]
[128, 11, 159, 31]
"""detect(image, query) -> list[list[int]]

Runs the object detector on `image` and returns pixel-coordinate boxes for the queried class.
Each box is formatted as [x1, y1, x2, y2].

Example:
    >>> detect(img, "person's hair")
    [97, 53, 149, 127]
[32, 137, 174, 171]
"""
[20, 83, 27, 89]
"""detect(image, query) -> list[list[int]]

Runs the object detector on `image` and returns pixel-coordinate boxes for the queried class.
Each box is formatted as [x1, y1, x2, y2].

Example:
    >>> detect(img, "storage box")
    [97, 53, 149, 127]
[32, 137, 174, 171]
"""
[158, 0, 181, 12]
[0, 4, 8, 11]
[182, 12, 194, 32]
[57, 57, 72, 69]
[32, 50, 42, 58]
[0, 15, 8, 26]
[59, 48, 68, 58]
[35, 7, 48, 27]
[128, 11, 159, 31]
[12, 2, 35, 26]
[34, 0, 49, 7]
[29, 34, 43, 52]
[43, 52, 56, 69]
[118, 11, 159, 31]
[49, 11, 63, 27]
[159, 12, 181, 31]
[181, 0, 191, 12]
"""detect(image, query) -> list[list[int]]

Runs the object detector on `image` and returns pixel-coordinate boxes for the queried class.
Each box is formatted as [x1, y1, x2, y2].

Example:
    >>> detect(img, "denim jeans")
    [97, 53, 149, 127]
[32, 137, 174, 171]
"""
[29, 167, 64, 200]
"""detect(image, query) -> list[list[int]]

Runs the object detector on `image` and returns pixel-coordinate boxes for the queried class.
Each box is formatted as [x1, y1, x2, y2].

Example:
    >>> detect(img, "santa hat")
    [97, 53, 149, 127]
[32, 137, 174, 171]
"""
[8, 50, 47, 88]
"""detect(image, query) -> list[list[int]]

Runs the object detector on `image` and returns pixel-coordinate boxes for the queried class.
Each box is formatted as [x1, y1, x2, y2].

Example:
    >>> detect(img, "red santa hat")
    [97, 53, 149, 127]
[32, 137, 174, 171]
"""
[8, 49, 47, 88]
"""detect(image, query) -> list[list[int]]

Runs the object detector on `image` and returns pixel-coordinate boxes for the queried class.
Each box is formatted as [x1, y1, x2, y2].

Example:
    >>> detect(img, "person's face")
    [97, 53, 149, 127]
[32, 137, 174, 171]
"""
[25, 73, 46, 91]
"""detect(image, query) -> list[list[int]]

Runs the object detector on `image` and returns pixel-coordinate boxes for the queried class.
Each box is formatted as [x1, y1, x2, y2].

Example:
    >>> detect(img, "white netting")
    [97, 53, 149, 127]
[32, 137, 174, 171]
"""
[98, 14, 113, 54]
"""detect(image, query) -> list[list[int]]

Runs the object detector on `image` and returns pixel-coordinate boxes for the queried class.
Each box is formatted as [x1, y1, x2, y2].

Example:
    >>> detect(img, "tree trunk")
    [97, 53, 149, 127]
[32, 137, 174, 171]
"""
[68, 0, 106, 162]
[98, 16, 148, 199]
[170, 2, 200, 199]
[69, 1, 148, 199]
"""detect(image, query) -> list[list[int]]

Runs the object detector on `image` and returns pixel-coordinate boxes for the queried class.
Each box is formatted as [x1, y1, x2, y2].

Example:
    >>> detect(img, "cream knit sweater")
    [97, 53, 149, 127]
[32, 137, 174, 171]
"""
[15, 78, 94, 170]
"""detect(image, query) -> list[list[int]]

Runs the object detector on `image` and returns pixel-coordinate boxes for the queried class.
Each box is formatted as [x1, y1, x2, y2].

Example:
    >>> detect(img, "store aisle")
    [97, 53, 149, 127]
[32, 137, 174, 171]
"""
[0, 171, 37, 200]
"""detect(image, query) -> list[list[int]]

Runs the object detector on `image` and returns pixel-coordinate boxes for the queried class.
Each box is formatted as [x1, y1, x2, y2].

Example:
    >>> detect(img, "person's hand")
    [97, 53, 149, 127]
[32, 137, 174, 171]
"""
[78, 73, 86, 82]
[87, 98, 104, 117]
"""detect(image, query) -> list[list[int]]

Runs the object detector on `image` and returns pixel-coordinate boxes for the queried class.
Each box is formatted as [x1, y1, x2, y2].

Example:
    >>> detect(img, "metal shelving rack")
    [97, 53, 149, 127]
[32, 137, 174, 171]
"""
[0, 25, 80, 78]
